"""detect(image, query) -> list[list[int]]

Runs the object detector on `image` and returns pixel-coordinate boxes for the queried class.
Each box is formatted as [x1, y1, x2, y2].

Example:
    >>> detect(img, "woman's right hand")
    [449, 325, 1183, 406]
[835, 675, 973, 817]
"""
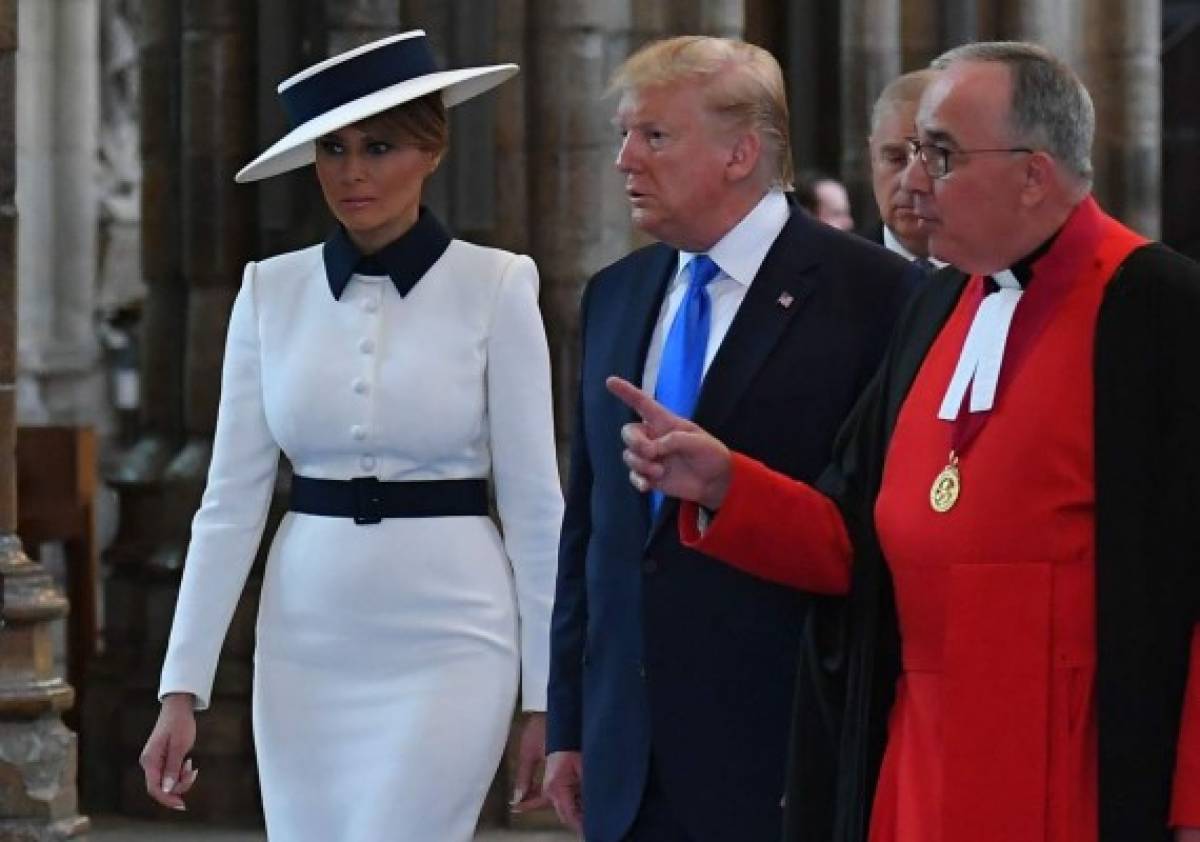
[139, 693, 199, 811]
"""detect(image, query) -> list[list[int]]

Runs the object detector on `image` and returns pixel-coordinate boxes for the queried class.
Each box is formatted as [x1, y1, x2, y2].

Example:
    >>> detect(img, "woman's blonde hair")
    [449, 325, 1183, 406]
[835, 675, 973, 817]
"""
[610, 36, 793, 189]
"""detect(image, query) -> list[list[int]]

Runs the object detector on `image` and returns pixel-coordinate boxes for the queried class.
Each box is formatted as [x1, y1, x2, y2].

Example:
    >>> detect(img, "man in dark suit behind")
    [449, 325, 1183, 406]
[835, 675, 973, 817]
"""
[542, 35, 920, 842]
[862, 70, 939, 265]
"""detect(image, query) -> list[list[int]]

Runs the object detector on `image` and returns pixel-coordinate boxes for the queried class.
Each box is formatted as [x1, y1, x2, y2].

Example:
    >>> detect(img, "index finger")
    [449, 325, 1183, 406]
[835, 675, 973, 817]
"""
[606, 376, 686, 435]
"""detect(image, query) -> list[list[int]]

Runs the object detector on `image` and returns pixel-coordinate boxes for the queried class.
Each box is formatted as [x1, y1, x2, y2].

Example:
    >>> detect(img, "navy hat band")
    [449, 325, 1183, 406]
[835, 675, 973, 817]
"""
[280, 35, 440, 128]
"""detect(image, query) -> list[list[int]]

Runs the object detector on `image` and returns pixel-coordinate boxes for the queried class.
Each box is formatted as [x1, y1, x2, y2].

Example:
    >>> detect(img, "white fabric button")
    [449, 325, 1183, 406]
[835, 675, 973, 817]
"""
[360, 454, 376, 471]
[352, 378, 368, 395]
[358, 338, 374, 354]
[350, 424, 367, 441]
[362, 298, 379, 313]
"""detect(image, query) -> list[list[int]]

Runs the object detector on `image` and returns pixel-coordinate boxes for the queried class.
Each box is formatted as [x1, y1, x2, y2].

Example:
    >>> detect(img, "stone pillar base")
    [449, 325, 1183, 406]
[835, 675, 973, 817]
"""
[0, 718, 80, 818]
[0, 541, 88, 839]
[0, 816, 89, 841]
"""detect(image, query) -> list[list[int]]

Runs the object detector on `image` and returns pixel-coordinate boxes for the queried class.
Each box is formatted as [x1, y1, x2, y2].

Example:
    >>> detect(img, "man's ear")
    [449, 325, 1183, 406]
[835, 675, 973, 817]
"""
[1020, 151, 1054, 207]
[727, 131, 762, 182]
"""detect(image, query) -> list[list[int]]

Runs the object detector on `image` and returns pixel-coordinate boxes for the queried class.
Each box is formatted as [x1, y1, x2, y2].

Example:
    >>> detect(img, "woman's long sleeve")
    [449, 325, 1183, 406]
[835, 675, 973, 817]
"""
[486, 255, 564, 711]
[158, 263, 281, 710]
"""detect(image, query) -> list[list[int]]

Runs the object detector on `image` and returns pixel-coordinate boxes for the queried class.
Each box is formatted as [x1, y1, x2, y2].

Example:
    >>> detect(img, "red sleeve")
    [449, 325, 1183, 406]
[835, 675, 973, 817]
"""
[1170, 623, 1200, 827]
[678, 451, 852, 594]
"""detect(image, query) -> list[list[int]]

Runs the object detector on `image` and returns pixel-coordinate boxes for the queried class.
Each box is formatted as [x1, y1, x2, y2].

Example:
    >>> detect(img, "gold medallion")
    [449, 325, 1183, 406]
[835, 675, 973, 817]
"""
[929, 453, 960, 513]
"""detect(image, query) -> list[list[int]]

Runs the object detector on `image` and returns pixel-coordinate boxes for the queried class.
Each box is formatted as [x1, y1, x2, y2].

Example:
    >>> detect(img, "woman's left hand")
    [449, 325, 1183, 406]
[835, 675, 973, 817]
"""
[508, 712, 548, 813]
[1178, 828, 1200, 841]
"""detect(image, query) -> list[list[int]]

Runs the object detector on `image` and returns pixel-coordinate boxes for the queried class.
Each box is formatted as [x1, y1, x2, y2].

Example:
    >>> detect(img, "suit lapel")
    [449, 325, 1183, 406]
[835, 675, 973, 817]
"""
[692, 212, 820, 433]
[646, 210, 820, 544]
[606, 246, 675, 537]
[609, 245, 676, 391]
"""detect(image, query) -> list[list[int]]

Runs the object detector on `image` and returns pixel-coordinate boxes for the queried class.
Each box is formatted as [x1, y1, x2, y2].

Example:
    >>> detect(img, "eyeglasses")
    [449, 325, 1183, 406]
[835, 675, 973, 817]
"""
[905, 138, 1034, 179]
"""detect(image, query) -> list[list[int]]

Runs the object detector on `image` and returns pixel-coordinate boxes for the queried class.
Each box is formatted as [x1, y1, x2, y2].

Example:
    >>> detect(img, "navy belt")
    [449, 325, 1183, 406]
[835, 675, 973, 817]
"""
[289, 475, 489, 525]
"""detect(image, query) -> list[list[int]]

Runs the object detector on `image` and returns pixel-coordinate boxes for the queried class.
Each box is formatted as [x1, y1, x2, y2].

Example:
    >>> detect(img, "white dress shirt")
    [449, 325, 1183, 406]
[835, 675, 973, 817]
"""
[884, 224, 947, 269]
[642, 189, 791, 394]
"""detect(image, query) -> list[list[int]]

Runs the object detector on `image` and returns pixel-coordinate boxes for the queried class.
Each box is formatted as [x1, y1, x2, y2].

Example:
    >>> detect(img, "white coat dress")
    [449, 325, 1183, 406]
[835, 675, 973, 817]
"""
[158, 225, 563, 842]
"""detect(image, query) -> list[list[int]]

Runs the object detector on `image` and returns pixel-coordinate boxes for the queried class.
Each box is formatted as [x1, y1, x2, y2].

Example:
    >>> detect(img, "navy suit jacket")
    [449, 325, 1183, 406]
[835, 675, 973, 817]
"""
[547, 206, 920, 842]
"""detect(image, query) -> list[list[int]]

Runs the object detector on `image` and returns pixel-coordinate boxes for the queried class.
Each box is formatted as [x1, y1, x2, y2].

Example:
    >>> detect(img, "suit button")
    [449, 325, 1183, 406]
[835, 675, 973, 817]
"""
[637, 662, 647, 678]
[642, 557, 658, 574]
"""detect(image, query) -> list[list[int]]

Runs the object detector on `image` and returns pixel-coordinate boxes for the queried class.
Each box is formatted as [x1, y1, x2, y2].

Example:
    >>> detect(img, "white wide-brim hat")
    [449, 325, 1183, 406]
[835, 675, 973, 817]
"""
[236, 30, 517, 183]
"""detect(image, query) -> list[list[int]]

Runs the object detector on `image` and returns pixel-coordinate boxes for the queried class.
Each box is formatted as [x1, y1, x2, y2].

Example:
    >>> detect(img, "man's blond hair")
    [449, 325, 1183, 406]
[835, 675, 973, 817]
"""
[610, 36, 794, 190]
[869, 69, 937, 135]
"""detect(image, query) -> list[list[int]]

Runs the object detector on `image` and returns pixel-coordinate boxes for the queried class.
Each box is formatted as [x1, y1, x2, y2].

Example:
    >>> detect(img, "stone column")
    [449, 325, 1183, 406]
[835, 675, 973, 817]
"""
[124, 0, 183, 474]
[840, 0, 900, 229]
[901, 0, 941, 71]
[1079, 0, 1160, 237]
[635, 0, 742, 37]
[940, 0, 980, 49]
[985, 0, 1083, 69]
[175, 2, 257, 457]
[491, 0, 529, 256]
[14, 0, 104, 430]
[974, 0, 1004, 41]
[698, 0, 744, 37]
[0, 1, 89, 837]
[402, 0, 502, 238]
[83, 0, 183, 811]
[100, 0, 263, 822]
[781, 3, 842, 177]
[0, 541, 88, 841]
[124, 0, 261, 820]
[0, 0, 13, 548]
[325, 0, 399, 55]
[744, 0, 783, 52]
[96, 0, 145, 445]
[630, 0, 742, 46]
[401, 1, 452, 216]
[255, 0, 324, 258]
[529, 0, 635, 441]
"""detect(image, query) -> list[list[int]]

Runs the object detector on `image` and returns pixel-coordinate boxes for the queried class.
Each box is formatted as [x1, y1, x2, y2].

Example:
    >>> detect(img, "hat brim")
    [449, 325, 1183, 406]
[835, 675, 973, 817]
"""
[235, 64, 518, 183]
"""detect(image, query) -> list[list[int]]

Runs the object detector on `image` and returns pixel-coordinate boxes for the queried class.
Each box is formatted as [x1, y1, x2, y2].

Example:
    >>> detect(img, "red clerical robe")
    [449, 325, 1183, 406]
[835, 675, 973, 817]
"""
[681, 198, 1200, 841]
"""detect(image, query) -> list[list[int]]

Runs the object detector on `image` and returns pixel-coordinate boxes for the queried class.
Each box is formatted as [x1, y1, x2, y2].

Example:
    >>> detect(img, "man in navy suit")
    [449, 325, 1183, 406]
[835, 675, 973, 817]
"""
[543, 36, 919, 842]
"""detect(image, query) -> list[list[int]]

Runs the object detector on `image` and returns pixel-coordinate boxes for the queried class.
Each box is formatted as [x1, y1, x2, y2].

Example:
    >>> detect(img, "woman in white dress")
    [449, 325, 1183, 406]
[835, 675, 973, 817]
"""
[138, 31, 563, 841]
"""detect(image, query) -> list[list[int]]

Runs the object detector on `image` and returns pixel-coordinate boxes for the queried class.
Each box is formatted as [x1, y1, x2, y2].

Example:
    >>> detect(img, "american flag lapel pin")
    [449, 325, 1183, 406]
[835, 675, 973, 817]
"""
[777, 291, 795, 309]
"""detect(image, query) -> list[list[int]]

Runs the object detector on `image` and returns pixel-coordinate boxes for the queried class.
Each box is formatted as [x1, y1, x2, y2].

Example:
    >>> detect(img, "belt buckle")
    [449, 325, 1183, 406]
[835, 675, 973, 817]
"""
[351, 476, 383, 525]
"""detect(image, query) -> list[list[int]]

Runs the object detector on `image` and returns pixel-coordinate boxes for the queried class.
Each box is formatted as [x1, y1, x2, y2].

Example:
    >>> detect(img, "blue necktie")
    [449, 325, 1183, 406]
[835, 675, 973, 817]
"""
[650, 254, 721, 517]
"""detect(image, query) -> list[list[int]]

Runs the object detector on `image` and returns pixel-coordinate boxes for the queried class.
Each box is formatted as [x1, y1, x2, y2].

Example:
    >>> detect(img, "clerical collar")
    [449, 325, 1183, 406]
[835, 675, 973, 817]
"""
[322, 207, 452, 300]
[939, 223, 1068, 423]
[987, 227, 1061, 291]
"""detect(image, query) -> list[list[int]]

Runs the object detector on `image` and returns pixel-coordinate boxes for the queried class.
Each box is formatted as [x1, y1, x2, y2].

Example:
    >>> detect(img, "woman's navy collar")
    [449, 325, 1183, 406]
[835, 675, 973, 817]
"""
[322, 207, 451, 300]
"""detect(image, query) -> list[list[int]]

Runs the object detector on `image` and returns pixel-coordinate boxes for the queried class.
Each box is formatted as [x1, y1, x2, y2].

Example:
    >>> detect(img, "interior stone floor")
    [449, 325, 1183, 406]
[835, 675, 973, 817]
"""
[87, 815, 574, 841]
